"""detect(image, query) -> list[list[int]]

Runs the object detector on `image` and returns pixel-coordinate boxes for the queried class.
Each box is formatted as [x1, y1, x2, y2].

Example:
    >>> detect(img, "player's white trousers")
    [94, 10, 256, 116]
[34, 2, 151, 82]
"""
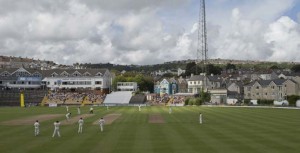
[52, 129, 61, 137]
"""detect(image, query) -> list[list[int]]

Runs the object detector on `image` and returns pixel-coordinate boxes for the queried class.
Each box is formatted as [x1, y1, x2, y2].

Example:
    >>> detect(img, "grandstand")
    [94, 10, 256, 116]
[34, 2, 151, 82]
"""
[44, 90, 105, 105]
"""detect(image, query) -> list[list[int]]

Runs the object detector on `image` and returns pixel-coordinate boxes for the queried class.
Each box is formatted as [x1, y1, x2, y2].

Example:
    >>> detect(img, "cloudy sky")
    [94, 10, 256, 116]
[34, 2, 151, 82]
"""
[0, 0, 300, 65]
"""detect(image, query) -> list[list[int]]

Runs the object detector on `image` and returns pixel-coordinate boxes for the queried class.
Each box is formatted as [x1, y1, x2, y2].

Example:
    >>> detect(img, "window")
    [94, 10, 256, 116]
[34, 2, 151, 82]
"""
[1, 72, 10, 77]
[15, 71, 30, 77]
[95, 72, 103, 76]
[256, 86, 259, 89]
[256, 93, 259, 96]
[0, 81, 2, 84]
[83, 72, 91, 76]
[32, 72, 41, 77]
[61, 71, 69, 77]
[265, 93, 267, 95]
[51, 73, 58, 77]
[73, 71, 81, 77]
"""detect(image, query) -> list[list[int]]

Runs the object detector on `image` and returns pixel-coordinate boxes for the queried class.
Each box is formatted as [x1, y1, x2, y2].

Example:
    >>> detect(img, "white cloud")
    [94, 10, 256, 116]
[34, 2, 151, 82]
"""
[0, 0, 299, 65]
[265, 16, 300, 61]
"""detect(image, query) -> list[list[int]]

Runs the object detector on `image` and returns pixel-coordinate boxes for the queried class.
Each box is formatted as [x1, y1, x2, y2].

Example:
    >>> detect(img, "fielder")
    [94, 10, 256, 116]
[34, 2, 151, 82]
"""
[34, 120, 40, 136]
[66, 105, 69, 112]
[169, 106, 172, 114]
[66, 112, 71, 121]
[78, 118, 84, 133]
[52, 121, 61, 137]
[138, 105, 141, 111]
[199, 113, 203, 124]
[99, 118, 105, 132]
[89, 107, 94, 114]
[77, 106, 81, 114]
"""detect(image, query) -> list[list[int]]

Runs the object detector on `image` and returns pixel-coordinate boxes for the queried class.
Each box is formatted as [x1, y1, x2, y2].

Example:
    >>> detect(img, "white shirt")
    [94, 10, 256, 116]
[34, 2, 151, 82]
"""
[34, 122, 39, 128]
[66, 113, 71, 118]
[54, 122, 60, 129]
[78, 119, 84, 125]
[99, 119, 105, 125]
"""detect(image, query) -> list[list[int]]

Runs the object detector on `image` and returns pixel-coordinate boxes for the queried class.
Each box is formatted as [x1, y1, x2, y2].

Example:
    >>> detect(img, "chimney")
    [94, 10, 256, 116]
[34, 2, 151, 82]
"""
[191, 73, 194, 77]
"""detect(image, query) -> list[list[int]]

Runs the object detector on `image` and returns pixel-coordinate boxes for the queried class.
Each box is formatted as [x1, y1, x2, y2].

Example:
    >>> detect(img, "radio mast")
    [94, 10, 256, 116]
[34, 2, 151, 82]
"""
[196, 0, 208, 75]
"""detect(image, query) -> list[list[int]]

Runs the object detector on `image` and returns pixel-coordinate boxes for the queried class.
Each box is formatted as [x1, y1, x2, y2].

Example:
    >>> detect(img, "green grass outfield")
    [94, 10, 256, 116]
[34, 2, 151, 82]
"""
[0, 106, 299, 153]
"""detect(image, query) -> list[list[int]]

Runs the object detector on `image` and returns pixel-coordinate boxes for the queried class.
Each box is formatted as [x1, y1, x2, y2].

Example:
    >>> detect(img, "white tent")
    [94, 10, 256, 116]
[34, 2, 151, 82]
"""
[103, 91, 132, 105]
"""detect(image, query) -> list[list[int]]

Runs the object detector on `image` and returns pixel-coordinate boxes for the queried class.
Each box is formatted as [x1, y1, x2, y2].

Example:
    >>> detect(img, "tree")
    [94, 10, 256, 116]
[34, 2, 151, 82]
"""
[207, 64, 222, 75]
[185, 62, 197, 76]
[199, 89, 210, 103]
[269, 65, 279, 70]
[112, 74, 154, 92]
[291, 64, 300, 73]
[162, 73, 175, 78]
[226, 63, 236, 70]
[112, 75, 127, 91]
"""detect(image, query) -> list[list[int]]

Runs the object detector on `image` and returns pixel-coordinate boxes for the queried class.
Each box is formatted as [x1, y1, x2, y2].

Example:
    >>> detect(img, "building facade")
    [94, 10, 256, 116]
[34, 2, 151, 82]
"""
[244, 79, 298, 100]
[42, 69, 112, 92]
[117, 82, 138, 91]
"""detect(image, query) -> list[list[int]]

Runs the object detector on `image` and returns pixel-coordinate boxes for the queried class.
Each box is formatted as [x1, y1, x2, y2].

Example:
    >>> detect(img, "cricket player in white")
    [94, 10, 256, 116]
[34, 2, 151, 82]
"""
[78, 118, 84, 133]
[199, 113, 203, 124]
[138, 105, 141, 111]
[99, 118, 105, 132]
[169, 106, 172, 114]
[66, 112, 71, 121]
[89, 107, 94, 114]
[34, 120, 40, 136]
[77, 107, 81, 114]
[52, 121, 61, 137]
[66, 105, 69, 112]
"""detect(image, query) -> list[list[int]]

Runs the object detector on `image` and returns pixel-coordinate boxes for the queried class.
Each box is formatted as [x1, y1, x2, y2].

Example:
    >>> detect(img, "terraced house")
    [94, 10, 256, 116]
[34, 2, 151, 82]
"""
[187, 74, 222, 94]
[243, 79, 299, 101]
[154, 78, 178, 95]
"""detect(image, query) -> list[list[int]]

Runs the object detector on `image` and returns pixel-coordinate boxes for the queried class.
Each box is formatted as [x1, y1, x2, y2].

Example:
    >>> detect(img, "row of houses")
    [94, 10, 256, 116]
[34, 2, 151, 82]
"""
[0, 56, 57, 70]
[154, 72, 300, 103]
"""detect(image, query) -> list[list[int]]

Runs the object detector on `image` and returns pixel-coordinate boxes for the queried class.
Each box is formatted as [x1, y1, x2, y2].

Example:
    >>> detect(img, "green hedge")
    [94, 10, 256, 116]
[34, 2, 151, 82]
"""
[287, 95, 300, 106]
[244, 99, 251, 105]
[185, 98, 202, 106]
[257, 99, 274, 105]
